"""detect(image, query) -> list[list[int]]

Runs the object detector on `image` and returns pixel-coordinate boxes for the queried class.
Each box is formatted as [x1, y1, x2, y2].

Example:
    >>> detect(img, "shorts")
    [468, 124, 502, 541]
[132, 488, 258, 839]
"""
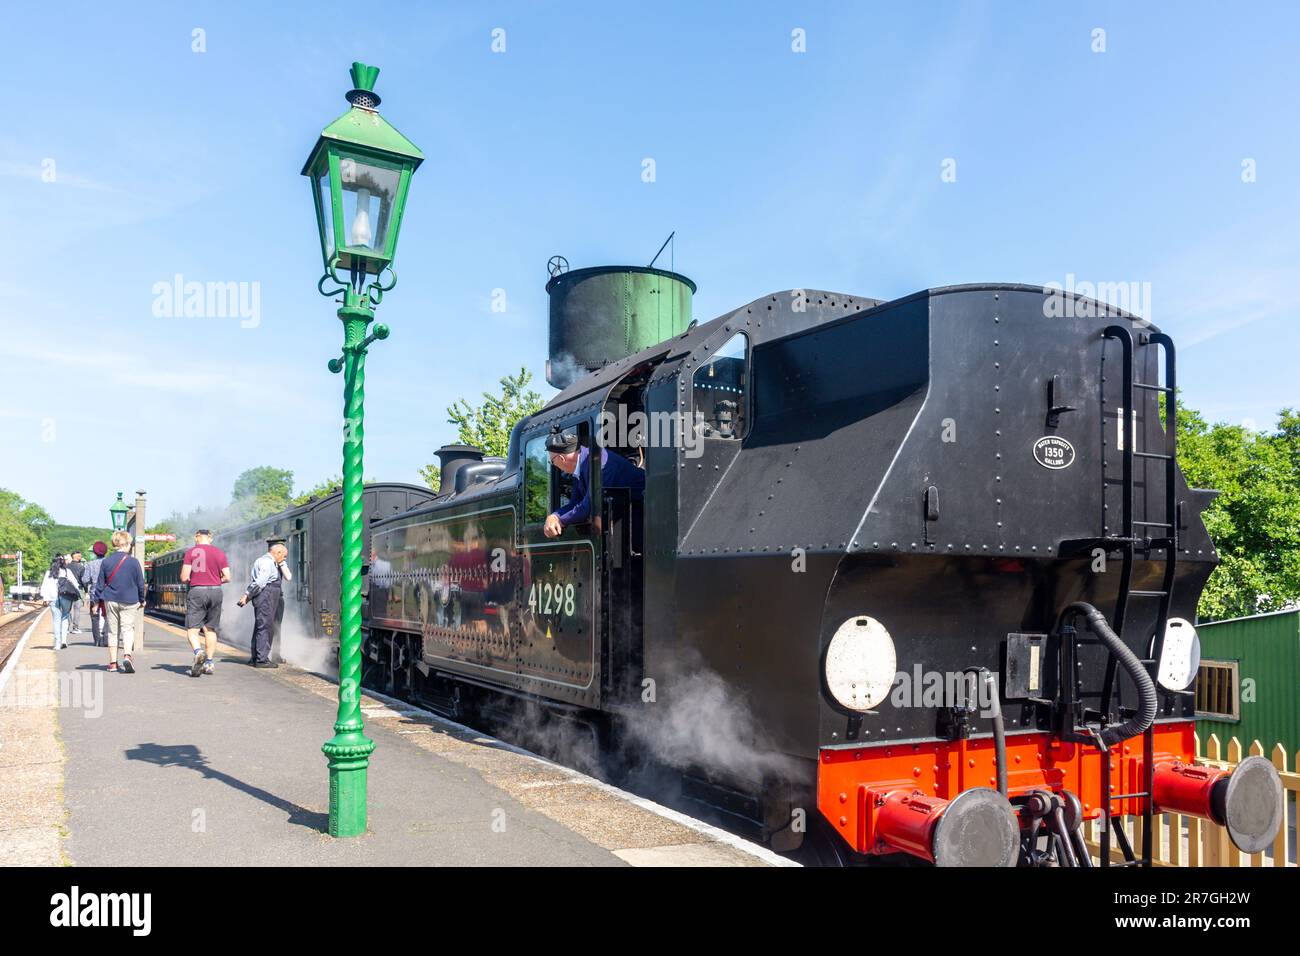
[186, 586, 224, 631]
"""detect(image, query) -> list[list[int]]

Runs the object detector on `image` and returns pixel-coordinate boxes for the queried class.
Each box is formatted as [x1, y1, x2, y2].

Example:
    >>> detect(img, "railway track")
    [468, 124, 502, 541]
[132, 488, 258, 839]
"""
[0, 606, 42, 674]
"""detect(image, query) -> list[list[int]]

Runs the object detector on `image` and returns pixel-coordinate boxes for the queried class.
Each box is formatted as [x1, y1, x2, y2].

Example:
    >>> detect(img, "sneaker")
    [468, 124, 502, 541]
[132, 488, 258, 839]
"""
[120, 656, 135, 674]
[253, 660, 279, 669]
[107, 662, 118, 673]
[202, 659, 214, 675]
[190, 651, 205, 678]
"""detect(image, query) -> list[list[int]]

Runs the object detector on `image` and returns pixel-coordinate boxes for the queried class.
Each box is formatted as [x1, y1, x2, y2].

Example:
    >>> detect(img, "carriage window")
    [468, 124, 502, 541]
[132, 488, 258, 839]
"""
[693, 332, 748, 439]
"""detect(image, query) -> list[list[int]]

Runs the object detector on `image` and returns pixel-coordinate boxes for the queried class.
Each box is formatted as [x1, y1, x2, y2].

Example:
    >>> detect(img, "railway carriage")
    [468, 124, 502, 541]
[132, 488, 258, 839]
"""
[148, 483, 434, 658]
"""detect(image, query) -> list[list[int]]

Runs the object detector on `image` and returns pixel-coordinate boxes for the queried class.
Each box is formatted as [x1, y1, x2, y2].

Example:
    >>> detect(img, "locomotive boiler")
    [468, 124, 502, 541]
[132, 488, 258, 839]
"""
[360, 262, 1284, 866]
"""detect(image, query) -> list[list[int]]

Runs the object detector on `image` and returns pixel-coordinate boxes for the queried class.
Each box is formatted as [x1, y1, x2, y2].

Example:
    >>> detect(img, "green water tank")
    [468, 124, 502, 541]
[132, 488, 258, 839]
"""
[545, 263, 696, 389]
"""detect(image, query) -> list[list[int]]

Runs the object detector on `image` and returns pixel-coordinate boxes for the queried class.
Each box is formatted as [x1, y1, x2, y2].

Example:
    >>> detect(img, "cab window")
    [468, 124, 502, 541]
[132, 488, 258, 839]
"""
[524, 435, 550, 525]
[692, 331, 748, 439]
[523, 421, 592, 526]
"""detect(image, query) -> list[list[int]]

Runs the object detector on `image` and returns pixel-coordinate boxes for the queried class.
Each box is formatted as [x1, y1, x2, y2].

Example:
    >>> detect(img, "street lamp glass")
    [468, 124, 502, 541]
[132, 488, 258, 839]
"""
[109, 492, 128, 531]
[339, 155, 401, 252]
[316, 169, 334, 261]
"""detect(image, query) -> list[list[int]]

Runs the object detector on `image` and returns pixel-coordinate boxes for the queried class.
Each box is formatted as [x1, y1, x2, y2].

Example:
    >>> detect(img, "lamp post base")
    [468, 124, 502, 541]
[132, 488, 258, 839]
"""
[323, 733, 376, 838]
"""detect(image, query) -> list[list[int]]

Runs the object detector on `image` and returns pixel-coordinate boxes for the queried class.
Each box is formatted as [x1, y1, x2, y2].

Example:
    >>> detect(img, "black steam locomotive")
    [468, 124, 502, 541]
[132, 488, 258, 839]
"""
[359, 263, 1282, 866]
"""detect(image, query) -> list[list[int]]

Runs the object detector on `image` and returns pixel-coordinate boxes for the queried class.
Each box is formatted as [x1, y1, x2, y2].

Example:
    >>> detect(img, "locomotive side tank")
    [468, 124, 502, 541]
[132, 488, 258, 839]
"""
[363, 270, 1283, 865]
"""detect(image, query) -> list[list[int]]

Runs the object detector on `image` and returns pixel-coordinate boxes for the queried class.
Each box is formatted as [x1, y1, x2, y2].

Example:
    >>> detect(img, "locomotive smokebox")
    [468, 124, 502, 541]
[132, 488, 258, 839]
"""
[545, 262, 695, 389]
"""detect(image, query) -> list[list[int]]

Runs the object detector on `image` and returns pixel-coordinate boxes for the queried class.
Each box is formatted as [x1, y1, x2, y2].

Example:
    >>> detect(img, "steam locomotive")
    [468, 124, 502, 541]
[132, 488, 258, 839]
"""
[363, 261, 1282, 866]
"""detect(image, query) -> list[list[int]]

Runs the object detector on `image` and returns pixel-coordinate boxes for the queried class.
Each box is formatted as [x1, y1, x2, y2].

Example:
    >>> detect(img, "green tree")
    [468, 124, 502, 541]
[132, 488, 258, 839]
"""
[0, 489, 53, 586]
[1176, 403, 1300, 620]
[229, 466, 295, 522]
[419, 368, 546, 490]
[46, 523, 114, 557]
[291, 476, 343, 507]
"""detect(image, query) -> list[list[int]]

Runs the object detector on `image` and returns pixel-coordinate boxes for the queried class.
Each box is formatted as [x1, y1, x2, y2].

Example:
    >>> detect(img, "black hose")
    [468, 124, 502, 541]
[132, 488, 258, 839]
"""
[966, 668, 1008, 797]
[1062, 601, 1157, 747]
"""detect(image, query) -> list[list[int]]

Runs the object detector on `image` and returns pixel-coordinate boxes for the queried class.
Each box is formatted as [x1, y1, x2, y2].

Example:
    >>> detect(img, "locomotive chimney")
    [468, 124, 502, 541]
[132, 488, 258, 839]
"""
[434, 444, 483, 496]
[544, 259, 696, 390]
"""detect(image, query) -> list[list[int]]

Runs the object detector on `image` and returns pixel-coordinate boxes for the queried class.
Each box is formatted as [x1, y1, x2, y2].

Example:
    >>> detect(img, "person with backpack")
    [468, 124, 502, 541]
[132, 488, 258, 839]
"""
[94, 531, 146, 673]
[81, 541, 111, 647]
[67, 550, 87, 634]
[39, 555, 81, 650]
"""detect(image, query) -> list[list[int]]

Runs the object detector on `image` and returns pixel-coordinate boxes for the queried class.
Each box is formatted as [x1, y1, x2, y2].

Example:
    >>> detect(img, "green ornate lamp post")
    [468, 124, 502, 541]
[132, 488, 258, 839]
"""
[302, 61, 423, 837]
[109, 492, 129, 532]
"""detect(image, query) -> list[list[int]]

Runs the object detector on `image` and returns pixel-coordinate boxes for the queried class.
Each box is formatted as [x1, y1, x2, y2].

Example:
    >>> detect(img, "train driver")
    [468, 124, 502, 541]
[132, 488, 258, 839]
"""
[542, 426, 644, 538]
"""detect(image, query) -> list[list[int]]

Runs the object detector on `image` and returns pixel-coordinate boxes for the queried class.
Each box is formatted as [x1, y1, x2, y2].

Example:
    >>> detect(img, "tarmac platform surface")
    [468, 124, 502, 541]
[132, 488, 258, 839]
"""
[0, 611, 785, 867]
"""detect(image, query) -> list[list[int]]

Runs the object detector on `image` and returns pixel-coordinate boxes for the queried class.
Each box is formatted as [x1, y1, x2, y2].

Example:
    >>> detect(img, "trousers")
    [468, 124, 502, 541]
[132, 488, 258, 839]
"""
[250, 583, 282, 663]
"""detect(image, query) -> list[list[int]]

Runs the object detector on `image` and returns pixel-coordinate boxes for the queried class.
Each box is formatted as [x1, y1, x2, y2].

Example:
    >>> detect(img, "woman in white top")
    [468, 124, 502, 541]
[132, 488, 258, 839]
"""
[39, 554, 80, 650]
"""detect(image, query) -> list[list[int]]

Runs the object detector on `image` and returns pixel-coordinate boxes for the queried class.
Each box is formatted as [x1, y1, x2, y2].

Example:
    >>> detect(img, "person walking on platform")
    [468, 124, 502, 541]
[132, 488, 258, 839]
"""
[181, 529, 230, 677]
[94, 530, 146, 674]
[67, 551, 86, 634]
[39, 555, 80, 650]
[81, 541, 111, 647]
[237, 539, 291, 668]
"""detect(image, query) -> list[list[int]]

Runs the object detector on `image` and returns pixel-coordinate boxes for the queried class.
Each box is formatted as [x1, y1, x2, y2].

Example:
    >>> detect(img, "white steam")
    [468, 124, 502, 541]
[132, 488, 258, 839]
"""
[617, 654, 799, 788]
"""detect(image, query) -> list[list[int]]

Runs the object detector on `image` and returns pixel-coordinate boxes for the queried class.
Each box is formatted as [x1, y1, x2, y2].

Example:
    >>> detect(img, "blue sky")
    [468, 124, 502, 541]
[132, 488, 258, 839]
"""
[1, 1, 1297, 527]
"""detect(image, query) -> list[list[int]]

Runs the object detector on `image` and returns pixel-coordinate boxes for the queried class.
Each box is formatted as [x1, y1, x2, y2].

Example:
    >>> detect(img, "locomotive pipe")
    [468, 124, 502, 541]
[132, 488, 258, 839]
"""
[1061, 602, 1156, 747]
[965, 667, 1007, 796]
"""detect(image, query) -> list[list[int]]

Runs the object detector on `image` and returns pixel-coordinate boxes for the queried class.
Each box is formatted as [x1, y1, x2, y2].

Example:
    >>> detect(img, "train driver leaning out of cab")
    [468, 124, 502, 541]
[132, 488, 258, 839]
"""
[543, 426, 645, 538]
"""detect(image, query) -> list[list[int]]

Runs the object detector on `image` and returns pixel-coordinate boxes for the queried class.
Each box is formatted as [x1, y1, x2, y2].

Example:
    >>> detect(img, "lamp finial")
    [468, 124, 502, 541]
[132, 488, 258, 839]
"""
[346, 62, 382, 108]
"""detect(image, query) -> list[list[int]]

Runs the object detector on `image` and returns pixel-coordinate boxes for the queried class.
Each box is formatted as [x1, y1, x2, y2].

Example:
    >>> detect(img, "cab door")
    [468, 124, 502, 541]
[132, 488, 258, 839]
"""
[517, 418, 602, 708]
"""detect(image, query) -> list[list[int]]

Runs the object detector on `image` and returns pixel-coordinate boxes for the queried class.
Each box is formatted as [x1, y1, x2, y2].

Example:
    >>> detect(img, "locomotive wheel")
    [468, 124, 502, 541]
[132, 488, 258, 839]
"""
[360, 633, 387, 692]
[391, 635, 412, 699]
[792, 816, 873, 867]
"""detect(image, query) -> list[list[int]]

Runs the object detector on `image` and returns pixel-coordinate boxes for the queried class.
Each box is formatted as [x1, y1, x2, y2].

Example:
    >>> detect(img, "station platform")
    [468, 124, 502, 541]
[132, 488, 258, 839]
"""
[0, 611, 786, 867]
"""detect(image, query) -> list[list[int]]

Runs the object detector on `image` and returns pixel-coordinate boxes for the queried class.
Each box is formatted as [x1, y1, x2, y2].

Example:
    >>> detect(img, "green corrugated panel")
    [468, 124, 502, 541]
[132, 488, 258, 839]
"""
[1195, 609, 1300, 756]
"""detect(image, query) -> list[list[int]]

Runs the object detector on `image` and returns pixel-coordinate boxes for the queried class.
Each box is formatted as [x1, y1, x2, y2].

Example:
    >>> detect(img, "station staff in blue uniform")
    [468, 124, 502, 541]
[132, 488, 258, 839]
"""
[543, 427, 645, 538]
[237, 538, 291, 667]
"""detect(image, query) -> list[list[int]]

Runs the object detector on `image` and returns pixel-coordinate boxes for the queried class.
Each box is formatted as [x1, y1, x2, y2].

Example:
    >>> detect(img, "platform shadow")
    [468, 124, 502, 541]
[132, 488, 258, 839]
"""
[151, 663, 199, 676]
[125, 742, 328, 832]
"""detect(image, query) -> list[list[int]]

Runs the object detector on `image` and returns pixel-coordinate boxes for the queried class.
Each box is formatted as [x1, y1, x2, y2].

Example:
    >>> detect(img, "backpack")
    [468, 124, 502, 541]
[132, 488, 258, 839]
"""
[57, 571, 81, 602]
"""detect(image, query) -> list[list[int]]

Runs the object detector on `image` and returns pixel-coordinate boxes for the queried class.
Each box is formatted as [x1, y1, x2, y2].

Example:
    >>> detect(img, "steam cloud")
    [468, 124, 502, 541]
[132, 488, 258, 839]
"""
[617, 651, 800, 789]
